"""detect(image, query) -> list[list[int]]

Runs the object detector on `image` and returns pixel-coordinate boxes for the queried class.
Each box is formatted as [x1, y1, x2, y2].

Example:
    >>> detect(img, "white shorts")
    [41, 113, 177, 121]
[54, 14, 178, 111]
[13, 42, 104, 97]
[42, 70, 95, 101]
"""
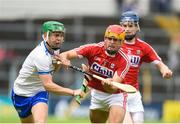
[90, 89, 127, 111]
[126, 91, 144, 112]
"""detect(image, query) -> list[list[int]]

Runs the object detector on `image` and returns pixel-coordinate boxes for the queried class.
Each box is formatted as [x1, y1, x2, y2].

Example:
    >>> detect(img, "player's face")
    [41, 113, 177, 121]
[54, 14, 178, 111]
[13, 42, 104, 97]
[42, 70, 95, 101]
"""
[121, 22, 138, 37]
[48, 31, 64, 49]
[104, 36, 122, 54]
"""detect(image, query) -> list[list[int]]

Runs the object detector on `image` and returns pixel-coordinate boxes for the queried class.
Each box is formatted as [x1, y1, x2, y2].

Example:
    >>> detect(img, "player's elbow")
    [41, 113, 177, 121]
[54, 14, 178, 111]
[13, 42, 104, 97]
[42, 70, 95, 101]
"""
[42, 81, 53, 91]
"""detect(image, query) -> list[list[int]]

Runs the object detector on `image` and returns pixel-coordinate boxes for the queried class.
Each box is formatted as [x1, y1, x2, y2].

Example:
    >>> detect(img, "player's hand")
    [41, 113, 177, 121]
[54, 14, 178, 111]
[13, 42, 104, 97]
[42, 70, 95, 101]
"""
[101, 78, 112, 85]
[52, 58, 62, 72]
[54, 54, 71, 70]
[101, 78, 118, 93]
[82, 63, 92, 81]
[162, 68, 173, 79]
[157, 62, 173, 79]
[73, 89, 85, 98]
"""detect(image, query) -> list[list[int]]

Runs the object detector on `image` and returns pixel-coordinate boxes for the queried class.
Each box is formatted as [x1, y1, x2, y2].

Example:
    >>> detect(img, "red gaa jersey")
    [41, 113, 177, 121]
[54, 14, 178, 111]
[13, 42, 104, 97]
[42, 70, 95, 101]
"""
[121, 38, 161, 90]
[74, 42, 130, 93]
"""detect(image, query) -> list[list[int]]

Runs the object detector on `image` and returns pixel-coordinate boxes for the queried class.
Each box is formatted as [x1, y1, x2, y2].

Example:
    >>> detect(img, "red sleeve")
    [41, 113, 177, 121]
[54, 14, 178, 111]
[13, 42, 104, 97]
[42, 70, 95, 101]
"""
[74, 44, 95, 59]
[141, 43, 161, 63]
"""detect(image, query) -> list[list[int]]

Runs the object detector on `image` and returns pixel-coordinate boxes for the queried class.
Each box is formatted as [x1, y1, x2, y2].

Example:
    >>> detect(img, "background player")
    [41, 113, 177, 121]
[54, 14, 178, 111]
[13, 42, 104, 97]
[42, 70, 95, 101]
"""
[55, 25, 130, 123]
[119, 11, 173, 123]
[11, 21, 83, 123]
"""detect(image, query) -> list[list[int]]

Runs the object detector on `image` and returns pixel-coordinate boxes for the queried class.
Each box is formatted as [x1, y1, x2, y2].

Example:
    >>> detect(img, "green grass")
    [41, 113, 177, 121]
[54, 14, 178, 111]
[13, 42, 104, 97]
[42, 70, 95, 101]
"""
[0, 114, 90, 123]
[0, 112, 164, 123]
[48, 116, 90, 123]
[0, 104, 172, 123]
[1, 112, 166, 123]
[0, 105, 89, 123]
[0, 113, 167, 124]
[0, 105, 163, 123]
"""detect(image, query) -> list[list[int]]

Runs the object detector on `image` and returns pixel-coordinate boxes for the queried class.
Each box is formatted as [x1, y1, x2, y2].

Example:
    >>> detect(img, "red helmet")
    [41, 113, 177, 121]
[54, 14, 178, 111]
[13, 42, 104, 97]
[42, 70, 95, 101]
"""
[104, 25, 125, 40]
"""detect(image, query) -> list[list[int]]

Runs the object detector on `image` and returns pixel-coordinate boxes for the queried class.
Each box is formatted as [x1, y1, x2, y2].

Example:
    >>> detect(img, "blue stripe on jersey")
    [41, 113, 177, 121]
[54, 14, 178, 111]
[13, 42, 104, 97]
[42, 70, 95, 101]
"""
[37, 71, 51, 74]
[37, 70, 54, 74]
[43, 41, 54, 55]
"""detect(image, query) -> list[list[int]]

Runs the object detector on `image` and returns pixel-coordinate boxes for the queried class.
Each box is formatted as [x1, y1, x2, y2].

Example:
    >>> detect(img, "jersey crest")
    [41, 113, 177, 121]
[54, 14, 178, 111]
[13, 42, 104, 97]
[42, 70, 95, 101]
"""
[136, 50, 141, 55]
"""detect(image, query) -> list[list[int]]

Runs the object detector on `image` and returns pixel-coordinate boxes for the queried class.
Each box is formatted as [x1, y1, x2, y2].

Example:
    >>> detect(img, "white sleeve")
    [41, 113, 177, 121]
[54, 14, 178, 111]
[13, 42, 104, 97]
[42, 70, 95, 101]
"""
[33, 53, 52, 74]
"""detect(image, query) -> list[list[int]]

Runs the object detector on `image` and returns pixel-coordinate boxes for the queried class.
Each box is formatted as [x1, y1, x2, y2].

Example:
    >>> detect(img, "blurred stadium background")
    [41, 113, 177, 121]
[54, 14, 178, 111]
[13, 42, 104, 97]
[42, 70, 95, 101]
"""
[0, 0, 180, 123]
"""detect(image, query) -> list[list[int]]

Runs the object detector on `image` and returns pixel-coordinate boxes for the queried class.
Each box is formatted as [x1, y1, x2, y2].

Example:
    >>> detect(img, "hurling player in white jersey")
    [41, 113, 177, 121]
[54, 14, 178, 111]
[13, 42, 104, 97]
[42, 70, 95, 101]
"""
[11, 21, 83, 123]
[119, 11, 173, 124]
[55, 25, 130, 123]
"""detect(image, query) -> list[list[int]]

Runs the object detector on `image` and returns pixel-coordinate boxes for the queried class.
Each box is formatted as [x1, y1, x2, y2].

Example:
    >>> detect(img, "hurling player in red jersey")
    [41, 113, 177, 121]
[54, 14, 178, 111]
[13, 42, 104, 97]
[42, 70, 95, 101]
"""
[120, 11, 173, 124]
[55, 25, 130, 123]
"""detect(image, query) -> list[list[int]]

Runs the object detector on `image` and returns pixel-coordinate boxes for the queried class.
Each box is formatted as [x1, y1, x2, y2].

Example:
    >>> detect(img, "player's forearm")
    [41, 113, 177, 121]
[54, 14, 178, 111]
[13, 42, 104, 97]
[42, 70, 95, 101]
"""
[60, 50, 78, 60]
[58, 51, 69, 60]
[156, 61, 169, 73]
[43, 81, 74, 96]
[156, 61, 173, 79]
[55, 50, 78, 67]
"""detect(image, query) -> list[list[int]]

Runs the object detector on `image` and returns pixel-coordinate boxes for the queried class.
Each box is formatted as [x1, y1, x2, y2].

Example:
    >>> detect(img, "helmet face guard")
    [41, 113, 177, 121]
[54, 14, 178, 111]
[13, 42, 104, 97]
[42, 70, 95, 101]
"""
[104, 25, 125, 55]
[41, 21, 65, 50]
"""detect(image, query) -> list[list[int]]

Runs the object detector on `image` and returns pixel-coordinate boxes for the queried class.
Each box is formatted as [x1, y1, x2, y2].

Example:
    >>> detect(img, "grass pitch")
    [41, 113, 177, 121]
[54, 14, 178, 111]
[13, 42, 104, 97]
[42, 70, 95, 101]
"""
[0, 114, 90, 123]
[0, 104, 89, 123]
[0, 104, 165, 123]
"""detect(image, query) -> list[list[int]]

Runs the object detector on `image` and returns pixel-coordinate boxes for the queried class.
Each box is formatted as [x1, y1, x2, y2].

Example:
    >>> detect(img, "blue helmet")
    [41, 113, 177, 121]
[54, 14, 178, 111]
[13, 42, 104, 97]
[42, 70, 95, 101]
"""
[120, 11, 140, 40]
[120, 11, 139, 24]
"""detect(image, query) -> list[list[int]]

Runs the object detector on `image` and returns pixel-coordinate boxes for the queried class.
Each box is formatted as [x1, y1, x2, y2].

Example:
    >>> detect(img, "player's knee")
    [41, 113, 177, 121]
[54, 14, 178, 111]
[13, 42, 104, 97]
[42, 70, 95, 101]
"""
[108, 117, 123, 123]
[34, 119, 46, 123]
[131, 112, 144, 124]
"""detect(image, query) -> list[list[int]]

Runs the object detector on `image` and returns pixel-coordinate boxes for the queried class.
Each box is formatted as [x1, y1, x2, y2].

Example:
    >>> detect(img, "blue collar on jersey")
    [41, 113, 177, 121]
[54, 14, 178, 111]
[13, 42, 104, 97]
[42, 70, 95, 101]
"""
[43, 41, 54, 55]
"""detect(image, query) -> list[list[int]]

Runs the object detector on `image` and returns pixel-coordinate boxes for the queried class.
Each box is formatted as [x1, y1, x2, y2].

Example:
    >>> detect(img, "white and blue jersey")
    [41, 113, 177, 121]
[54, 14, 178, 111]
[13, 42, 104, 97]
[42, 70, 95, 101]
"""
[13, 41, 59, 97]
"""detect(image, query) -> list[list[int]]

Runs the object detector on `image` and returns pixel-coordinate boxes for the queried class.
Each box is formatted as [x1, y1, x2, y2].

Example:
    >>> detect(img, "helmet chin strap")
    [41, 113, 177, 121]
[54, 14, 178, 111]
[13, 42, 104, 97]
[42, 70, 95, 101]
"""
[46, 42, 60, 51]
[42, 32, 60, 51]
[125, 30, 138, 41]
[125, 34, 136, 41]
